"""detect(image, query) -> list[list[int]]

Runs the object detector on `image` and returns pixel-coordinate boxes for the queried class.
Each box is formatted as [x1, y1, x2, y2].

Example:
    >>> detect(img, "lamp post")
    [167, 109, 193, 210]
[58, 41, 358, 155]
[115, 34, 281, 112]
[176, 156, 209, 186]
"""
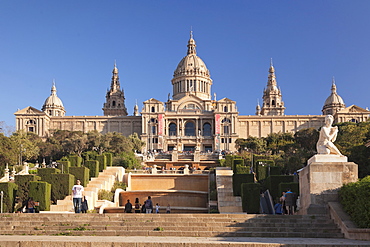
[1, 191, 3, 213]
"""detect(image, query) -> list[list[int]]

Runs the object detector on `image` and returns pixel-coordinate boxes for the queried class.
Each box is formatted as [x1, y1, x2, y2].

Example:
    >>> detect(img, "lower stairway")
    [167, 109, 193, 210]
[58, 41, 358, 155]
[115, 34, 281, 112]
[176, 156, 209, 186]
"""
[0, 213, 343, 238]
[49, 167, 124, 212]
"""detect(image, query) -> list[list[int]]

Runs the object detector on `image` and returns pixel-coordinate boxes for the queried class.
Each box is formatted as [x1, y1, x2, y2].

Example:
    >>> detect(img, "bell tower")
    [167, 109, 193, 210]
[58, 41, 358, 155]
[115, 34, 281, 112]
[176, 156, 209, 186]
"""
[103, 62, 128, 116]
[261, 59, 285, 116]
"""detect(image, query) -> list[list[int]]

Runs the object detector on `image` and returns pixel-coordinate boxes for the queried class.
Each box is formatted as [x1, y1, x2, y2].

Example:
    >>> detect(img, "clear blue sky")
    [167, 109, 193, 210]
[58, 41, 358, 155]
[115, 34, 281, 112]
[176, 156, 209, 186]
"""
[1, 1, 370, 130]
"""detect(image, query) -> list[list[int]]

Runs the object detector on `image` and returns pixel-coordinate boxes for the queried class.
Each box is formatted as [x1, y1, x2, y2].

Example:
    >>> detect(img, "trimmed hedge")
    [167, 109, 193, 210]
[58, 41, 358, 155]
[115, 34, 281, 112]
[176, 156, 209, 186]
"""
[57, 161, 70, 173]
[104, 153, 113, 167]
[256, 160, 275, 181]
[38, 168, 61, 177]
[69, 167, 90, 187]
[270, 166, 282, 176]
[29, 181, 51, 211]
[339, 176, 370, 228]
[241, 183, 261, 213]
[0, 182, 18, 213]
[15, 174, 40, 204]
[96, 155, 107, 172]
[264, 175, 294, 201]
[233, 174, 254, 196]
[68, 155, 82, 167]
[86, 160, 100, 178]
[42, 173, 74, 203]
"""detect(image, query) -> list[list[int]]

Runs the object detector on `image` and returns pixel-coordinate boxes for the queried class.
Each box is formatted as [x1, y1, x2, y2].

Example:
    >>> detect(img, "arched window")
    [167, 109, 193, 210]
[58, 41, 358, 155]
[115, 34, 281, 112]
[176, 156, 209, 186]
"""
[222, 118, 231, 134]
[151, 106, 155, 113]
[203, 123, 212, 136]
[272, 100, 275, 106]
[224, 106, 228, 112]
[185, 121, 195, 136]
[169, 123, 177, 136]
[112, 101, 116, 107]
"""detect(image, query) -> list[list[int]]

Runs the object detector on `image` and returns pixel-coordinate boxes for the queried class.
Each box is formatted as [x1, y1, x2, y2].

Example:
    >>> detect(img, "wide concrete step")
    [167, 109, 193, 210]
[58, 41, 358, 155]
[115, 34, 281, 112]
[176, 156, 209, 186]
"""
[0, 229, 344, 238]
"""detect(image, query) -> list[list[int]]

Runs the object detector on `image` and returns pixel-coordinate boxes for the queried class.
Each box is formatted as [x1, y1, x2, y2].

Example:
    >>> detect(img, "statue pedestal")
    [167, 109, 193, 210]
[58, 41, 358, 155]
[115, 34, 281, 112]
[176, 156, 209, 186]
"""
[299, 155, 357, 215]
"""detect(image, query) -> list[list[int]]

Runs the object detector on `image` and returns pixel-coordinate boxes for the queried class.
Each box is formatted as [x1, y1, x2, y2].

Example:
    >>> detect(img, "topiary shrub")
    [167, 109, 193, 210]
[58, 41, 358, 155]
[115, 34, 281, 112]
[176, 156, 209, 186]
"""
[69, 167, 90, 187]
[339, 176, 370, 228]
[15, 174, 41, 204]
[104, 153, 113, 167]
[68, 155, 82, 167]
[241, 183, 261, 213]
[42, 173, 74, 203]
[256, 160, 275, 181]
[86, 160, 99, 178]
[233, 174, 254, 196]
[56, 160, 70, 173]
[96, 155, 107, 172]
[38, 168, 61, 177]
[29, 181, 51, 211]
[0, 182, 18, 213]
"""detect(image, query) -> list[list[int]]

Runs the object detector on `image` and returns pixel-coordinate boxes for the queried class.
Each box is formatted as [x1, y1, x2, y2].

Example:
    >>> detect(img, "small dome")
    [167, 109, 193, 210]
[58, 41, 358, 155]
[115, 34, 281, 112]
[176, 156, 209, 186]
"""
[43, 85, 64, 108]
[324, 82, 345, 106]
[174, 54, 209, 77]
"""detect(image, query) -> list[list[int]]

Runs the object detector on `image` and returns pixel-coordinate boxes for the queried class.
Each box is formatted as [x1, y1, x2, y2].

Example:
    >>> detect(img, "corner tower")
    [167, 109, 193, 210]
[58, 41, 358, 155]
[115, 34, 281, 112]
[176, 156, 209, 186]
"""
[261, 60, 285, 116]
[103, 62, 128, 116]
[322, 78, 345, 115]
[171, 31, 212, 100]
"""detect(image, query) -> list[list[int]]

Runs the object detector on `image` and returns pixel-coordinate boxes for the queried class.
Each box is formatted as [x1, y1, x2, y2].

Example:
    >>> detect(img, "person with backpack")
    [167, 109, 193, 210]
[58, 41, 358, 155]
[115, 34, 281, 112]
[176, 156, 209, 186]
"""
[145, 196, 153, 213]
[134, 198, 141, 213]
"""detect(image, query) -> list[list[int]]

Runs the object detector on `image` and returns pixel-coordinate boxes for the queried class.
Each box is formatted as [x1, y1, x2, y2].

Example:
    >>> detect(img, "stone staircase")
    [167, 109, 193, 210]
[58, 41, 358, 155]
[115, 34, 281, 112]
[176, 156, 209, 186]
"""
[0, 213, 343, 238]
[49, 167, 124, 212]
[216, 167, 243, 213]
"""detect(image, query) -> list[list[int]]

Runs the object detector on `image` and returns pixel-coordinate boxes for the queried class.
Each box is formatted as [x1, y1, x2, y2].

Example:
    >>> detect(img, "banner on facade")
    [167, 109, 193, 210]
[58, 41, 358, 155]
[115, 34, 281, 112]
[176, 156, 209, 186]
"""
[158, 114, 164, 135]
[215, 114, 221, 135]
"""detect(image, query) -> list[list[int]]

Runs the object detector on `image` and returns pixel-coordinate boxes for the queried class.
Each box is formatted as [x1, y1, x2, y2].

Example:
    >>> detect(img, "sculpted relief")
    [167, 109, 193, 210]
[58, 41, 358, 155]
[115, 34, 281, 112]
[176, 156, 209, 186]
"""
[316, 115, 343, 156]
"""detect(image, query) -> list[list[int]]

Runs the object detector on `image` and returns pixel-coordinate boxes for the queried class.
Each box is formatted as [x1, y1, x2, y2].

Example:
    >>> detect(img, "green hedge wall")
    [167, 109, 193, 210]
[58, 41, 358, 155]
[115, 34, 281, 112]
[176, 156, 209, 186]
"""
[339, 176, 370, 228]
[255, 160, 275, 181]
[225, 155, 233, 167]
[264, 175, 294, 201]
[104, 153, 113, 167]
[270, 166, 282, 176]
[38, 168, 61, 177]
[0, 182, 18, 213]
[57, 161, 70, 173]
[233, 174, 254, 196]
[86, 160, 100, 178]
[241, 183, 261, 213]
[96, 155, 107, 172]
[29, 181, 51, 211]
[69, 167, 90, 187]
[42, 173, 74, 203]
[68, 155, 82, 167]
[15, 174, 40, 203]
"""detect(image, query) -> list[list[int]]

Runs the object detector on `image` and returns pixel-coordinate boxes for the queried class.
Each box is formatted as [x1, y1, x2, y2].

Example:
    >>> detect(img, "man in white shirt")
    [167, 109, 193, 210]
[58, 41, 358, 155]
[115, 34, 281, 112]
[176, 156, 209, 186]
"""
[72, 179, 84, 213]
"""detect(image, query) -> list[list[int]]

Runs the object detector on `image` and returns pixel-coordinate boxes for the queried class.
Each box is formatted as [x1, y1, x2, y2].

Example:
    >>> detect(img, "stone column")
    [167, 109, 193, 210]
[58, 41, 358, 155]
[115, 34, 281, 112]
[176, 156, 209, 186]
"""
[299, 155, 358, 215]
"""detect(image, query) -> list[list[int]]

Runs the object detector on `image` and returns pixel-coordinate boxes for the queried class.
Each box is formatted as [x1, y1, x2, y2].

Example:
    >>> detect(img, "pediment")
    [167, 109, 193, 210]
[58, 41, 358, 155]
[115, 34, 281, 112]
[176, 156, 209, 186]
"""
[143, 98, 163, 104]
[14, 106, 46, 116]
[218, 97, 236, 103]
[337, 105, 369, 113]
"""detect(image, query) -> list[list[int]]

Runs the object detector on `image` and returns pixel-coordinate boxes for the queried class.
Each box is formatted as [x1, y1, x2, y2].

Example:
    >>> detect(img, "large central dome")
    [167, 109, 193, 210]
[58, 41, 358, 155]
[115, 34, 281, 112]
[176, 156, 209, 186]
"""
[171, 32, 213, 100]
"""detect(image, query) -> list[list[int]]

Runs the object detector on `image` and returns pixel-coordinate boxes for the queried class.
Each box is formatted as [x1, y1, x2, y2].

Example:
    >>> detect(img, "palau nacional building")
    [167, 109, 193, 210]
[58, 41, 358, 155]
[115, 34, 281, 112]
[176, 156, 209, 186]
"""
[14, 33, 370, 153]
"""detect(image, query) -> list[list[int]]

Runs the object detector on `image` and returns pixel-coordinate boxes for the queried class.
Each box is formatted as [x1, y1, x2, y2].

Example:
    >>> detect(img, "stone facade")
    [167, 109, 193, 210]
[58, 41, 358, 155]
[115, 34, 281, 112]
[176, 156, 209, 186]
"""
[14, 32, 370, 152]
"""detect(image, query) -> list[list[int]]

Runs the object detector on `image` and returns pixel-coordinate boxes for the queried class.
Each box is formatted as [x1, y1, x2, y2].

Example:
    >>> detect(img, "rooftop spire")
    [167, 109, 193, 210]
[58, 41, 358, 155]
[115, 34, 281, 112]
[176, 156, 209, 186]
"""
[331, 76, 337, 93]
[187, 30, 196, 55]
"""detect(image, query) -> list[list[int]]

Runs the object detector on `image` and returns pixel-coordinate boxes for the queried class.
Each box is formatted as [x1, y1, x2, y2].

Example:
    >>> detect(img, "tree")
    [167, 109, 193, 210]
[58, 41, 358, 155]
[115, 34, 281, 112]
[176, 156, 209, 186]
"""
[10, 130, 40, 164]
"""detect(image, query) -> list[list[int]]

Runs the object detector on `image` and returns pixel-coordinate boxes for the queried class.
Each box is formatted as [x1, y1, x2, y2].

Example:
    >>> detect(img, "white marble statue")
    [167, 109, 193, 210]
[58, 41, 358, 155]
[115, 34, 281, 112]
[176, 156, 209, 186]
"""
[316, 115, 343, 156]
